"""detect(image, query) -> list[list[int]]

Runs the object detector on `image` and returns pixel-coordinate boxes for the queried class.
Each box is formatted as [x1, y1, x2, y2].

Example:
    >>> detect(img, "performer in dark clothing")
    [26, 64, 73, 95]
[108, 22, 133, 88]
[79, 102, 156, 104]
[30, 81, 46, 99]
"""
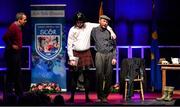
[91, 15, 117, 103]
[2, 12, 27, 97]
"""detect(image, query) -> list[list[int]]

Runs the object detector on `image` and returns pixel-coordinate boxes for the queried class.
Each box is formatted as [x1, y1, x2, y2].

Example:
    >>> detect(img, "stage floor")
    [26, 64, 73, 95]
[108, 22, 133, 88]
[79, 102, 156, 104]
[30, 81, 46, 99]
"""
[1, 91, 180, 106]
[48, 92, 179, 106]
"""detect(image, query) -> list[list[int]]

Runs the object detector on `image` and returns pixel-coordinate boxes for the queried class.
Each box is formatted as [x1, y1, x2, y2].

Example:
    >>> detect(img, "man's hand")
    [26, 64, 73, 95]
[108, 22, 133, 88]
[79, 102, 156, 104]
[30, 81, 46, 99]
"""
[12, 44, 19, 50]
[112, 59, 117, 65]
[111, 34, 116, 40]
[69, 60, 76, 66]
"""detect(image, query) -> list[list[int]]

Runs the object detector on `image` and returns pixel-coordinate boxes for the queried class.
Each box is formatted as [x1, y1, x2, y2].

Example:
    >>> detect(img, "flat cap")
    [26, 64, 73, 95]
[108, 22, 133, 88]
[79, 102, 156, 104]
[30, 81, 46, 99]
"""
[99, 15, 111, 21]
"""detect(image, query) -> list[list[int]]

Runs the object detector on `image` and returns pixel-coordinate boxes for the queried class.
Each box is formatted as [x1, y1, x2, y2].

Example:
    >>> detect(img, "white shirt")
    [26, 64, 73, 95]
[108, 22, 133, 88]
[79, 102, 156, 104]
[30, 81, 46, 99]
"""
[67, 22, 115, 60]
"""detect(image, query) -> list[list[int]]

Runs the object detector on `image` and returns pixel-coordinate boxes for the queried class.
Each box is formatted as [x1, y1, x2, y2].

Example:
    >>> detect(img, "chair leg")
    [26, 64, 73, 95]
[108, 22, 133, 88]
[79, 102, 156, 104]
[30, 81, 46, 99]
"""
[124, 81, 128, 101]
[140, 81, 144, 101]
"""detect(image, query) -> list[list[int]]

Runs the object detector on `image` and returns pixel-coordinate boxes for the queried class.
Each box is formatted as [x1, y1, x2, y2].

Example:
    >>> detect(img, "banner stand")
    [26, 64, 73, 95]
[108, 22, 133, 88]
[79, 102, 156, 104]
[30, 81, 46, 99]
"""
[30, 4, 67, 92]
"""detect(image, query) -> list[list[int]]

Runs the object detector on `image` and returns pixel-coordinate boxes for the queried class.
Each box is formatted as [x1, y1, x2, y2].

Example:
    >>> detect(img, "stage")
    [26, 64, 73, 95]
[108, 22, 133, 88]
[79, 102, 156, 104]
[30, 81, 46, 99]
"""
[1, 91, 178, 106]
[52, 92, 179, 106]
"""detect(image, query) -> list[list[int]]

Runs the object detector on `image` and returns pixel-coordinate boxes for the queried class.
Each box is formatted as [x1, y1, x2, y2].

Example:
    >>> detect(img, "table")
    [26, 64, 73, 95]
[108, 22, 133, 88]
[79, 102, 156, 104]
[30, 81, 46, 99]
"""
[159, 64, 180, 94]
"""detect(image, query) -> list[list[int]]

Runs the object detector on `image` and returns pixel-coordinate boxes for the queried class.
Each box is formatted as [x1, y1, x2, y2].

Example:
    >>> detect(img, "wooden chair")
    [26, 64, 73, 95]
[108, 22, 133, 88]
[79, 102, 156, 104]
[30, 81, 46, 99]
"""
[124, 75, 144, 101]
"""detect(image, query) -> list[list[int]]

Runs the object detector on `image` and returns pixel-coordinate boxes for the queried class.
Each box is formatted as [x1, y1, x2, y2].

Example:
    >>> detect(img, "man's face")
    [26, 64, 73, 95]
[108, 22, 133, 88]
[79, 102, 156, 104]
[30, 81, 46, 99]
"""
[99, 18, 108, 29]
[19, 15, 27, 26]
[76, 20, 84, 28]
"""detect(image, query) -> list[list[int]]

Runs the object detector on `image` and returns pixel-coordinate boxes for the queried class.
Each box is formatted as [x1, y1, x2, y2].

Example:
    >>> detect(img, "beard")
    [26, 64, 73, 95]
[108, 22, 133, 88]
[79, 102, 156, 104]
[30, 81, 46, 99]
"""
[101, 25, 107, 29]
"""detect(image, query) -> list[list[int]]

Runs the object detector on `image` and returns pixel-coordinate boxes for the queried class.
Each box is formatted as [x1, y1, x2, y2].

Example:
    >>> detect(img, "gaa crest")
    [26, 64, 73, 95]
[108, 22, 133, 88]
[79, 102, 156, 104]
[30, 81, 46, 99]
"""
[35, 24, 62, 60]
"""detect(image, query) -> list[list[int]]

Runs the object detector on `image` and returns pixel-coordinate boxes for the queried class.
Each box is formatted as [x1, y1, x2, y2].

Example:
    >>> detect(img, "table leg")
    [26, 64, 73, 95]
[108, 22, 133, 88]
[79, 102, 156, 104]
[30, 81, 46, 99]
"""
[162, 69, 166, 94]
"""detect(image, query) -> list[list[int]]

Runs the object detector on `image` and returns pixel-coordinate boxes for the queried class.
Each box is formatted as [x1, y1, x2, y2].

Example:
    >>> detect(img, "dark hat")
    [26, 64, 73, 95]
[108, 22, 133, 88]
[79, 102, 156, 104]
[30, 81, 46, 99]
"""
[74, 12, 86, 22]
[99, 15, 111, 21]
[73, 12, 86, 25]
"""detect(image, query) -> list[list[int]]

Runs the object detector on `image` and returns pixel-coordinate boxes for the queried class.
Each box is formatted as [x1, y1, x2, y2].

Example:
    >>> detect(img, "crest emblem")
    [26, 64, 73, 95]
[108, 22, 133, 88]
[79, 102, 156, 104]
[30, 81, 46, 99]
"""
[35, 23, 62, 60]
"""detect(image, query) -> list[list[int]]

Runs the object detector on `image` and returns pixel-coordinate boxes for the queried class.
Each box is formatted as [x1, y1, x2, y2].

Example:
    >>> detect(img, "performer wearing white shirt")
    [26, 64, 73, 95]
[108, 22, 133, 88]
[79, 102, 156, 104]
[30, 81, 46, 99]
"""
[67, 12, 116, 103]
[68, 22, 115, 60]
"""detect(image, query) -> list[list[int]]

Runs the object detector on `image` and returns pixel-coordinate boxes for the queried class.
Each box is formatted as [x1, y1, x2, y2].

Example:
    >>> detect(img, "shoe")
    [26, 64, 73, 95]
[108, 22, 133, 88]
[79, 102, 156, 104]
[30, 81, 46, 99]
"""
[67, 98, 74, 103]
[156, 86, 168, 101]
[95, 99, 102, 103]
[102, 98, 108, 103]
[164, 86, 174, 101]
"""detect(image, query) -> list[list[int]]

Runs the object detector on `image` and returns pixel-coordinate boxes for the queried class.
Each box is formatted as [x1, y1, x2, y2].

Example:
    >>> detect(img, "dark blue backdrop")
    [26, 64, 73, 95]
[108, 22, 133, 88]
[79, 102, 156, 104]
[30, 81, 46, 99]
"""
[1, 0, 180, 46]
[0, 0, 152, 46]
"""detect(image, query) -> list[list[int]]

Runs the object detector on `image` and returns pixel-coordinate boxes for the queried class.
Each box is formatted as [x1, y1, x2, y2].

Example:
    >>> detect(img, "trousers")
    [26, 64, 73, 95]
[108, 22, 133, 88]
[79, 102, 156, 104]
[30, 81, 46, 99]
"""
[95, 52, 113, 99]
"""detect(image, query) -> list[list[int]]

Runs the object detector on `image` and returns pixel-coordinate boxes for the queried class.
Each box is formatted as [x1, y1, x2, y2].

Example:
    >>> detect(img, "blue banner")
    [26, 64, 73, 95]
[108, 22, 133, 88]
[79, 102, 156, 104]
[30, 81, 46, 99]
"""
[31, 4, 67, 91]
[150, 1, 161, 91]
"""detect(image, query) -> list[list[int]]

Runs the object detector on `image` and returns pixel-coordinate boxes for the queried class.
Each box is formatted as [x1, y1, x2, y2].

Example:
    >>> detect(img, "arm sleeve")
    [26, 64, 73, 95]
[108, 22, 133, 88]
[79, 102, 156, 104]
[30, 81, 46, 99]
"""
[67, 28, 76, 60]
[87, 22, 99, 31]
[2, 30, 11, 46]
[112, 39, 117, 59]
[107, 26, 116, 38]
[89, 22, 116, 38]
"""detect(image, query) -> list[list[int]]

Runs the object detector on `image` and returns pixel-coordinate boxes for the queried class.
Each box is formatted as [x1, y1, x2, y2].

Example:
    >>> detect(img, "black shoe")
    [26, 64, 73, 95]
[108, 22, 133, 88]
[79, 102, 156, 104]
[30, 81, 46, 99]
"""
[67, 98, 74, 103]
